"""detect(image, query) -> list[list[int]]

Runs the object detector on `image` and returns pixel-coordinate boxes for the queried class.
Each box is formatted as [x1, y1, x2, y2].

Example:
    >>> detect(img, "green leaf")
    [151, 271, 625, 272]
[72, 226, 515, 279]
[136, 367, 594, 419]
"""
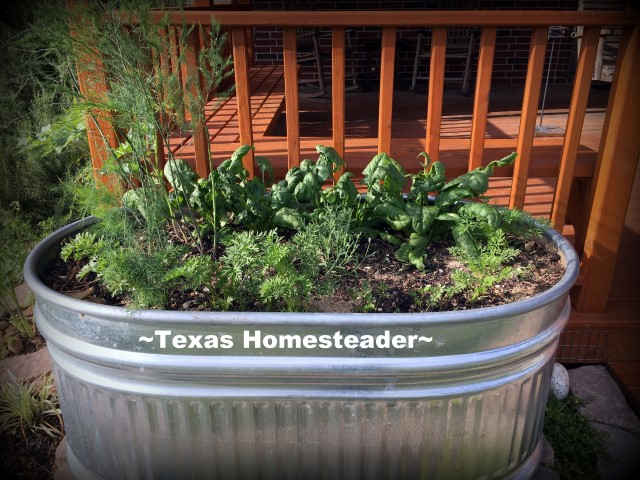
[459, 202, 502, 228]
[164, 159, 198, 197]
[373, 203, 412, 231]
[395, 242, 413, 262]
[273, 207, 305, 230]
[408, 247, 426, 271]
[452, 225, 480, 256]
[479, 152, 517, 176]
[379, 232, 404, 245]
[256, 156, 274, 185]
[435, 188, 474, 209]
[404, 203, 439, 235]
[408, 232, 428, 249]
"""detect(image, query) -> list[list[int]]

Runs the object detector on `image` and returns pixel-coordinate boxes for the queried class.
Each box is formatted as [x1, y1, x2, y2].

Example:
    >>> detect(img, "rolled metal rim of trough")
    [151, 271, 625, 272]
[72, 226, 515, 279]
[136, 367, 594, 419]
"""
[24, 215, 580, 326]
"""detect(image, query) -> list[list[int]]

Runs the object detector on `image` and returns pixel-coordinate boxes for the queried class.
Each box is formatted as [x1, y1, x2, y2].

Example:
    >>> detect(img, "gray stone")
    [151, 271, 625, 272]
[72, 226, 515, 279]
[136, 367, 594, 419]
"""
[549, 363, 570, 400]
[568, 365, 640, 435]
[593, 423, 640, 480]
[540, 435, 554, 468]
[533, 466, 561, 480]
[0, 319, 9, 329]
[0, 347, 53, 382]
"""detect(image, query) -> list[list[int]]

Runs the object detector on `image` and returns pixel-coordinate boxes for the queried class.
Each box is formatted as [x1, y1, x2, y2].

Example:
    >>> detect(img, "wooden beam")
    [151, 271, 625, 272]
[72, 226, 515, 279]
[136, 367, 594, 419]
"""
[469, 27, 496, 171]
[550, 27, 600, 231]
[282, 27, 300, 169]
[575, 21, 640, 312]
[510, 27, 548, 210]
[150, 10, 637, 28]
[231, 27, 254, 176]
[377, 27, 396, 154]
[426, 27, 447, 161]
[332, 27, 346, 169]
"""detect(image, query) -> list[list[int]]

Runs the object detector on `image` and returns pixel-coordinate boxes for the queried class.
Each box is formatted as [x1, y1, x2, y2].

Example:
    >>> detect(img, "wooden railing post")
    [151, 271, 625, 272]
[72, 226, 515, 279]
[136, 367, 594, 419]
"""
[574, 20, 640, 312]
[469, 27, 497, 171]
[510, 27, 548, 210]
[182, 26, 210, 178]
[332, 27, 346, 169]
[426, 27, 447, 161]
[231, 27, 255, 176]
[66, 0, 118, 188]
[282, 28, 300, 169]
[550, 27, 600, 231]
[378, 27, 396, 154]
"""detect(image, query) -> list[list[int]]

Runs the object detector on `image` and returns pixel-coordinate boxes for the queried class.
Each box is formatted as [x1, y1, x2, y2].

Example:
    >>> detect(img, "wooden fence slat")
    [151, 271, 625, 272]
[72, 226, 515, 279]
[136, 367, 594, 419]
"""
[575, 21, 640, 313]
[183, 27, 209, 178]
[332, 27, 346, 173]
[282, 28, 300, 169]
[550, 27, 600, 231]
[231, 27, 255, 176]
[509, 27, 548, 210]
[426, 27, 447, 161]
[468, 27, 496, 171]
[377, 27, 396, 154]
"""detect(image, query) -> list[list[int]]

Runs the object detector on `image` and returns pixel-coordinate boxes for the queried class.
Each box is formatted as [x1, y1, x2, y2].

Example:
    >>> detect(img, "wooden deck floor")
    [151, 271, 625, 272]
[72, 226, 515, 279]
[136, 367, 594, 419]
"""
[172, 81, 640, 412]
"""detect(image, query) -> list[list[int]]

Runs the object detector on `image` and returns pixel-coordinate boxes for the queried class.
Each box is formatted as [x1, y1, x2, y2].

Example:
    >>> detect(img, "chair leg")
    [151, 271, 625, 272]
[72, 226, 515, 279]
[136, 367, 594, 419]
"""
[312, 31, 325, 94]
[346, 30, 358, 89]
[411, 31, 423, 91]
[461, 30, 476, 95]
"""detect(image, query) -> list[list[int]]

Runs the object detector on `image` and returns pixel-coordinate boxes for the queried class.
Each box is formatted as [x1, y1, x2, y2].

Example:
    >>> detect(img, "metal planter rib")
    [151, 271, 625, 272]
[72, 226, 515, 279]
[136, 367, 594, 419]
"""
[24, 217, 579, 480]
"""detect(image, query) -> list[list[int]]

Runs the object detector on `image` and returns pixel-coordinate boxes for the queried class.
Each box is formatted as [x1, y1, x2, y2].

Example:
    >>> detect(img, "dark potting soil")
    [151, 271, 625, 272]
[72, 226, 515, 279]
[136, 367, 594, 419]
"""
[40, 229, 565, 313]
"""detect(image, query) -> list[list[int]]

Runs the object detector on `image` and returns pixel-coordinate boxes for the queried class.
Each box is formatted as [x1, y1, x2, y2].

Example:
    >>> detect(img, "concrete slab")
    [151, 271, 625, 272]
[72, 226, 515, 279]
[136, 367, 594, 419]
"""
[568, 365, 640, 436]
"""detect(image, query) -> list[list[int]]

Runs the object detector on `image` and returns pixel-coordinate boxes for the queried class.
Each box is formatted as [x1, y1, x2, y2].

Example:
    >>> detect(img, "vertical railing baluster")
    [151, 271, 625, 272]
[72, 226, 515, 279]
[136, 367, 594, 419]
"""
[231, 27, 255, 177]
[469, 27, 497, 171]
[550, 27, 600, 231]
[574, 27, 632, 253]
[378, 27, 396, 154]
[426, 27, 447, 161]
[283, 27, 300, 169]
[509, 27, 548, 210]
[183, 26, 210, 178]
[575, 21, 640, 312]
[332, 27, 346, 175]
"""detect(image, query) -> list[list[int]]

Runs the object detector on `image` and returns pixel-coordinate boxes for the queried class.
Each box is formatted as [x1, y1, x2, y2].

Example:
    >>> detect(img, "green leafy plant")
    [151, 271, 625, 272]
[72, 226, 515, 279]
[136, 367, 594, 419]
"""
[544, 395, 611, 480]
[0, 373, 63, 441]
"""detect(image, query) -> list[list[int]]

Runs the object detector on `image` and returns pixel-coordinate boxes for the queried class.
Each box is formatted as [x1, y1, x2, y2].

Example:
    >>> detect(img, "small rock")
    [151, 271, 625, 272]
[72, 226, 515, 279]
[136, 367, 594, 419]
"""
[549, 363, 570, 400]
[0, 348, 53, 382]
[7, 336, 24, 354]
[540, 435, 555, 468]
[23, 306, 34, 317]
[5, 324, 17, 336]
[0, 319, 9, 330]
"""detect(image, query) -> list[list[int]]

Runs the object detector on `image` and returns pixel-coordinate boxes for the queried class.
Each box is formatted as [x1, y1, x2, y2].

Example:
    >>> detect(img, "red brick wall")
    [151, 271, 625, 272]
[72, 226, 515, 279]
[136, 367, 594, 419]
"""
[249, 0, 580, 87]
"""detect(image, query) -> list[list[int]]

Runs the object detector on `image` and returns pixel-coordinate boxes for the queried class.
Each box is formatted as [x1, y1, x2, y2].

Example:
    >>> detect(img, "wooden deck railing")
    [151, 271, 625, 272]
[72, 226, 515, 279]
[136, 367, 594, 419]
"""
[77, 8, 639, 314]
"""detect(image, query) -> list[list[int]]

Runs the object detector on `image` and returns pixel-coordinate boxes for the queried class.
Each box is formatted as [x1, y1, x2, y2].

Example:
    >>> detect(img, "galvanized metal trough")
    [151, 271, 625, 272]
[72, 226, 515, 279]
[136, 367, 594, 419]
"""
[24, 217, 579, 480]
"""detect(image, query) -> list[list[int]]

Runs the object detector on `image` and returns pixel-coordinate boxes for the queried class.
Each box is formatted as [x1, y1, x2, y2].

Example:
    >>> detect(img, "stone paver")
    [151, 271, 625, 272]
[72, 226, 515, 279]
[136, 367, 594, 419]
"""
[593, 423, 640, 480]
[568, 365, 640, 435]
[0, 347, 52, 382]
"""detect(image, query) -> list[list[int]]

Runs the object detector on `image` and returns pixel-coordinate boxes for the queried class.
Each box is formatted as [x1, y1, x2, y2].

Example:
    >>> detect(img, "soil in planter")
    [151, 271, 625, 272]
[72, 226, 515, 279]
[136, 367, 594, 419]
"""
[40, 226, 565, 313]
